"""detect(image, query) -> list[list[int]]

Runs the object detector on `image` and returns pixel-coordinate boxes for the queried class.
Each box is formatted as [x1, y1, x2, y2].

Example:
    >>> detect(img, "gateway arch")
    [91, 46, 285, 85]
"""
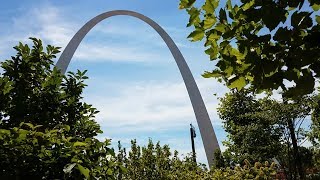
[55, 10, 219, 166]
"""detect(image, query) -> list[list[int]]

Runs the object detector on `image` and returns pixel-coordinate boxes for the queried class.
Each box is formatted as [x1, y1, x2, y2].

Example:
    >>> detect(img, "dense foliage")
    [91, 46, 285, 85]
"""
[115, 139, 277, 180]
[180, 0, 320, 99]
[0, 38, 122, 179]
[217, 90, 319, 179]
[218, 91, 283, 163]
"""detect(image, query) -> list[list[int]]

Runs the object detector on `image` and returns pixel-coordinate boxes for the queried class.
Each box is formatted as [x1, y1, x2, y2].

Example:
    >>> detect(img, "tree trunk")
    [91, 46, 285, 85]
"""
[288, 118, 304, 179]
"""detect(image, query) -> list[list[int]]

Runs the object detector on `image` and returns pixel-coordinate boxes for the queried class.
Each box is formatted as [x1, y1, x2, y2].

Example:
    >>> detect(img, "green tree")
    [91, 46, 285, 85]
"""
[218, 90, 315, 179]
[180, 0, 320, 99]
[218, 91, 283, 163]
[0, 38, 122, 179]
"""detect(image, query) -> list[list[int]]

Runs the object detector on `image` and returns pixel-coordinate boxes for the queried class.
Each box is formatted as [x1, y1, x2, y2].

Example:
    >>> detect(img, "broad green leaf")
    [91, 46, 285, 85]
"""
[120, 165, 127, 173]
[225, 66, 233, 76]
[226, 0, 232, 10]
[187, 7, 200, 27]
[202, 70, 222, 78]
[230, 48, 246, 61]
[228, 76, 246, 90]
[107, 168, 113, 175]
[34, 125, 43, 129]
[77, 164, 90, 179]
[246, 75, 254, 81]
[208, 32, 220, 41]
[312, 3, 320, 11]
[73, 142, 87, 147]
[18, 129, 29, 139]
[316, 15, 320, 24]
[242, 0, 255, 11]
[23, 123, 34, 129]
[288, 7, 296, 11]
[0, 129, 11, 135]
[215, 23, 226, 33]
[187, 29, 205, 41]
[202, 0, 219, 14]
[204, 16, 217, 29]
[205, 46, 219, 60]
[179, 0, 196, 9]
[63, 125, 70, 131]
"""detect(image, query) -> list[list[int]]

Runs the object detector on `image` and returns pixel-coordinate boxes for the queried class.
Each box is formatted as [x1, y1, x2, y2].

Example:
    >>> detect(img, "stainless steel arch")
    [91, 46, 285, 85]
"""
[55, 10, 219, 166]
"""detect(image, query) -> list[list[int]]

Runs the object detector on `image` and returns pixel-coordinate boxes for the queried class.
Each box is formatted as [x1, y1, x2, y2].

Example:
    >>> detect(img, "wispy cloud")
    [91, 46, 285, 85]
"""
[85, 78, 227, 132]
[87, 77, 228, 165]
[74, 43, 163, 63]
[0, 3, 187, 63]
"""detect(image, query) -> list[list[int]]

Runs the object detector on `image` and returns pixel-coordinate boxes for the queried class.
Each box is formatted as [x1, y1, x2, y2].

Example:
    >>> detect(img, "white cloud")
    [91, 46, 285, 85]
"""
[74, 43, 163, 63]
[85, 78, 227, 132]
[0, 4, 181, 63]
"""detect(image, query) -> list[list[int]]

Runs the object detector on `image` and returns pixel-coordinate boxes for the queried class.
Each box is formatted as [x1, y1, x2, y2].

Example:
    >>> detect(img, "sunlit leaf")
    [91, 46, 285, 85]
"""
[204, 15, 217, 29]
[228, 76, 246, 90]
[242, 0, 255, 11]
[187, 29, 205, 41]
[312, 3, 320, 11]
[73, 142, 87, 147]
[77, 164, 90, 179]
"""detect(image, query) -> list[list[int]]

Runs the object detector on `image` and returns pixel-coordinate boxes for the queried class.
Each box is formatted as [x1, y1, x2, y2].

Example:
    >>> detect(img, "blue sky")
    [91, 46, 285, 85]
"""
[0, 0, 230, 165]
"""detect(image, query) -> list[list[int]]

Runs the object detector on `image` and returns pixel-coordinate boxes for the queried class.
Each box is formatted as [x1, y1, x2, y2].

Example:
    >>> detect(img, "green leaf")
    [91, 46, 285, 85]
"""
[312, 3, 320, 11]
[77, 164, 90, 179]
[242, 0, 255, 11]
[204, 16, 217, 29]
[107, 168, 113, 175]
[18, 129, 29, 139]
[187, 29, 205, 41]
[0, 129, 11, 135]
[63, 125, 70, 132]
[179, 0, 196, 9]
[205, 46, 219, 60]
[202, 0, 219, 14]
[316, 15, 320, 24]
[73, 142, 87, 147]
[34, 125, 43, 129]
[187, 7, 200, 27]
[226, 0, 232, 10]
[228, 76, 246, 90]
[215, 23, 226, 33]
[23, 123, 34, 129]
[202, 70, 222, 78]
[208, 32, 220, 41]
[288, 7, 296, 11]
